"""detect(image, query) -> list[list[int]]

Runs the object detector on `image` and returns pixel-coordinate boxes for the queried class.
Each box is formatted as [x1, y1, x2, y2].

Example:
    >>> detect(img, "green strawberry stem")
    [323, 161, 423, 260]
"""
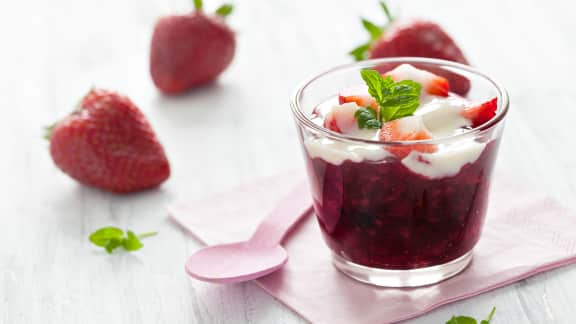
[44, 90, 88, 141]
[349, 0, 396, 61]
[138, 232, 158, 239]
[193, 0, 203, 10]
[215, 4, 233, 17]
[44, 124, 55, 140]
[380, 1, 393, 22]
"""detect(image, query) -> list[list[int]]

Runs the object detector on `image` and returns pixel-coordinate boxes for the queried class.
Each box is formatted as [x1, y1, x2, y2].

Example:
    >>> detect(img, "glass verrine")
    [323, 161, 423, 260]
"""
[290, 58, 509, 287]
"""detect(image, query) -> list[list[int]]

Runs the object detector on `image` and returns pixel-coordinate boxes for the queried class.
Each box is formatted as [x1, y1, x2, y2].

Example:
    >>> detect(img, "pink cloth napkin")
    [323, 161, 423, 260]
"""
[169, 170, 576, 323]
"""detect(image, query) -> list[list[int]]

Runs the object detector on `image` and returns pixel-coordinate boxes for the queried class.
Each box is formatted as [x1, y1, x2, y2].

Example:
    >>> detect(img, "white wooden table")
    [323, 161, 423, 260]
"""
[1, 0, 575, 322]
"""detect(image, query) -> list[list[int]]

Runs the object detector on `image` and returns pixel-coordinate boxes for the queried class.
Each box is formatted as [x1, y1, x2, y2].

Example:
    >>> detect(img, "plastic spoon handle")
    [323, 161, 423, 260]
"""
[249, 182, 313, 247]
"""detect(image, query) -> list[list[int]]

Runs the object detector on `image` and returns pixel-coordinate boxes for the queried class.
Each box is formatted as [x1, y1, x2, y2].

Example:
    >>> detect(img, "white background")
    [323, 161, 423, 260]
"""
[1, 0, 575, 322]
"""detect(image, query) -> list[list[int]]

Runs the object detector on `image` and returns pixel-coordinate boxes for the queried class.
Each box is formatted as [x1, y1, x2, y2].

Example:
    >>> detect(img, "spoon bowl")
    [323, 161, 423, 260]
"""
[186, 242, 288, 283]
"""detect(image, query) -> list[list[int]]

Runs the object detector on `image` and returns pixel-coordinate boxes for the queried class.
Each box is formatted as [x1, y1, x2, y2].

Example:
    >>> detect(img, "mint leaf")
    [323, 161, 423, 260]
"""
[354, 107, 381, 129]
[105, 238, 122, 254]
[349, 43, 370, 61]
[480, 307, 496, 324]
[361, 19, 383, 41]
[380, 79, 421, 121]
[360, 69, 421, 122]
[89, 227, 123, 247]
[123, 231, 144, 251]
[215, 4, 233, 17]
[446, 307, 496, 324]
[89, 227, 157, 254]
[193, 0, 203, 10]
[360, 69, 389, 108]
[446, 316, 477, 324]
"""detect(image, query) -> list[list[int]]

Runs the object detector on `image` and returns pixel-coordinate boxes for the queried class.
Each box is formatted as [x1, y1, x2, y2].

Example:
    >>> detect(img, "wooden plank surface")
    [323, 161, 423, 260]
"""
[1, 0, 575, 323]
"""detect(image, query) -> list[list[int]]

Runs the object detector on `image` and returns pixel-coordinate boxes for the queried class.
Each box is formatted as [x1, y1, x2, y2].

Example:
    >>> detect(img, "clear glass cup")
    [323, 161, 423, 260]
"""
[290, 58, 509, 287]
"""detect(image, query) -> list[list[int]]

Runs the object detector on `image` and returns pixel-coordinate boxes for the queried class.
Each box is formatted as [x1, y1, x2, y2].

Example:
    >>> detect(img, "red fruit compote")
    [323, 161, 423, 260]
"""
[291, 58, 509, 287]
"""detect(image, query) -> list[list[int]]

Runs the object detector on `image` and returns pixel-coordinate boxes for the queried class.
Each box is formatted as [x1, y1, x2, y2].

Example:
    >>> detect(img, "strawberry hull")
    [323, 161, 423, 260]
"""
[304, 140, 500, 269]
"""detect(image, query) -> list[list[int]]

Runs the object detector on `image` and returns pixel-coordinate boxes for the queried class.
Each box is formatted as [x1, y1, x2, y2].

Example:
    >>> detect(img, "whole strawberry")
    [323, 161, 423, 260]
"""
[47, 89, 170, 193]
[350, 2, 470, 95]
[150, 0, 235, 94]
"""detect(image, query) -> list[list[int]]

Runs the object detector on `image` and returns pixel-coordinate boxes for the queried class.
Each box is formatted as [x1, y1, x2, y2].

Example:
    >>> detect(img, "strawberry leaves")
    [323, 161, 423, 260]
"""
[349, 43, 371, 61]
[194, 0, 233, 18]
[379, 1, 393, 21]
[362, 19, 383, 41]
[360, 69, 421, 122]
[215, 4, 233, 17]
[349, 1, 395, 61]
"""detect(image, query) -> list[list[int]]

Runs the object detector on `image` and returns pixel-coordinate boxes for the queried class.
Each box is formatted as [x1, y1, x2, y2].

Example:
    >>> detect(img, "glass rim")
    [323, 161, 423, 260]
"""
[290, 57, 509, 146]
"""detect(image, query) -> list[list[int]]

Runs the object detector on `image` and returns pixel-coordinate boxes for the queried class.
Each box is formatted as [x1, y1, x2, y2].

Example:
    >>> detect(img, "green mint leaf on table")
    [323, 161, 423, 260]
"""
[105, 238, 123, 254]
[446, 316, 477, 324]
[215, 4, 233, 17]
[480, 307, 496, 324]
[360, 69, 421, 122]
[123, 231, 144, 251]
[361, 19, 383, 41]
[446, 307, 496, 324]
[89, 227, 124, 247]
[355, 107, 381, 129]
[89, 227, 157, 254]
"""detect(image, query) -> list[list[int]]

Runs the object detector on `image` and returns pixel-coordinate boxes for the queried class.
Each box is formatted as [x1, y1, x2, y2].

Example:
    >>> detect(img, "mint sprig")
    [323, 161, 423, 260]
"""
[89, 227, 157, 254]
[354, 107, 381, 129]
[360, 69, 421, 122]
[446, 307, 496, 324]
[349, 1, 394, 61]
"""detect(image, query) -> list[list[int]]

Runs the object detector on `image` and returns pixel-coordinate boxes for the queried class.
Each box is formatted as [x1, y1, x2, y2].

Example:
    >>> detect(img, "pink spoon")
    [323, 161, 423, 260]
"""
[185, 183, 313, 283]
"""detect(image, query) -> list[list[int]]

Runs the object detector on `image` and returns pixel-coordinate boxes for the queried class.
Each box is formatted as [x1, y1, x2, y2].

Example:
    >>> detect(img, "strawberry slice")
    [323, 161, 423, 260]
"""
[385, 64, 449, 97]
[323, 103, 360, 134]
[461, 98, 498, 128]
[323, 110, 341, 132]
[379, 116, 436, 158]
[338, 94, 378, 110]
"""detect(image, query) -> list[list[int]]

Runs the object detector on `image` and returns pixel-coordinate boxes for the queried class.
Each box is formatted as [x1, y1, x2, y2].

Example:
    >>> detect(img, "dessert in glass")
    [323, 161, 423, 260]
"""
[290, 58, 509, 287]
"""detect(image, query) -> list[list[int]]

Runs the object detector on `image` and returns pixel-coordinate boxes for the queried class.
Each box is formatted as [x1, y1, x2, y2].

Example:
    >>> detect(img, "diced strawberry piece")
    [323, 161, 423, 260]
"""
[338, 94, 378, 110]
[385, 64, 450, 97]
[323, 110, 341, 132]
[426, 76, 449, 97]
[419, 65, 471, 96]
[375, 63, 470, 96]
[461, 98, 498, 128]
[379, 116, 436, 158]
[323, 103, 359, 134]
